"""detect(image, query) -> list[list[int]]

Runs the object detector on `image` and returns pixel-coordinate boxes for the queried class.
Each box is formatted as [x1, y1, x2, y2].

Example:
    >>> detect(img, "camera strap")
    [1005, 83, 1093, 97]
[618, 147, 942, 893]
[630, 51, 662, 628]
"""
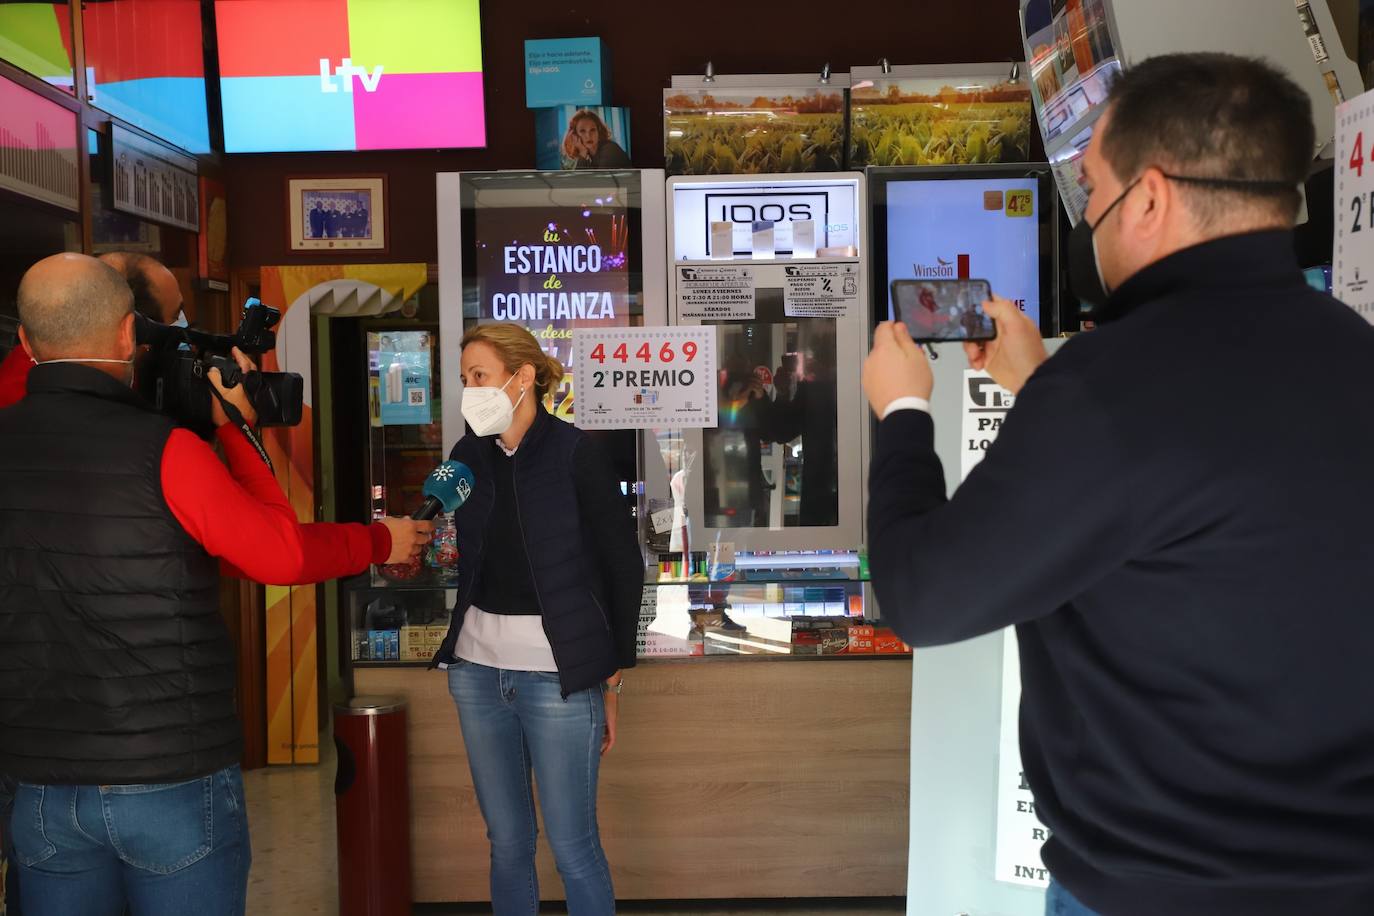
[208, 384, 275, 473]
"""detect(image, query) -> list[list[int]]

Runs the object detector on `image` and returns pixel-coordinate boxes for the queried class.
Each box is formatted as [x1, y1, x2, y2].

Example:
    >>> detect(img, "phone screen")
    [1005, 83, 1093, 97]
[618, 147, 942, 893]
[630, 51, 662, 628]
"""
[891, 279, 995, 342]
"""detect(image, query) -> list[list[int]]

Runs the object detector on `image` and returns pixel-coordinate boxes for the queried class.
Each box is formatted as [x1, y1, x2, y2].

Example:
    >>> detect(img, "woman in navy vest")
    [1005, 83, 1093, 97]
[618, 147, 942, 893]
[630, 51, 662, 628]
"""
[436, 323, 642, 916]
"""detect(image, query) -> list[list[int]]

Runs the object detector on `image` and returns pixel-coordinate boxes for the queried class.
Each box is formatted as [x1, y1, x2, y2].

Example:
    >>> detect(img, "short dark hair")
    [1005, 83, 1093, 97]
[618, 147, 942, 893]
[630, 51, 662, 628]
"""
[118, 253, 167, 320]
[1101, 53, 1314, 226]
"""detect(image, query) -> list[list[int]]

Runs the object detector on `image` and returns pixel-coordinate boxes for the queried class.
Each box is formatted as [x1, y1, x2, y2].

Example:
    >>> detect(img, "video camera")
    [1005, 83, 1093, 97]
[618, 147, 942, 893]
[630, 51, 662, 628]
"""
[135, 298, 304, 438]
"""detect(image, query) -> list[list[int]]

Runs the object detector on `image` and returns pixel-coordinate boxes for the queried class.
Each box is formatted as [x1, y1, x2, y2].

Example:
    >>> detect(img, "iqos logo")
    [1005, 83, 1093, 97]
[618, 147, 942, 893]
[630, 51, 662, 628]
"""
[715, 203, 815, 224]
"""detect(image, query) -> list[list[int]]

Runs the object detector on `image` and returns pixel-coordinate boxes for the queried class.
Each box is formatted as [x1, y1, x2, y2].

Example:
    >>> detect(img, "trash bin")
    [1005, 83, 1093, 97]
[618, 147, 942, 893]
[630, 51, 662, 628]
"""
[334, 696, 411, 916]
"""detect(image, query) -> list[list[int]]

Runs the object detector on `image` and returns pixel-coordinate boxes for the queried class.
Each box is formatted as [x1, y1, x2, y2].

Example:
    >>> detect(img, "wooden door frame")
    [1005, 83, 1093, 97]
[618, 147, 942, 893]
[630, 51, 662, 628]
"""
[229, 267, 268, 769]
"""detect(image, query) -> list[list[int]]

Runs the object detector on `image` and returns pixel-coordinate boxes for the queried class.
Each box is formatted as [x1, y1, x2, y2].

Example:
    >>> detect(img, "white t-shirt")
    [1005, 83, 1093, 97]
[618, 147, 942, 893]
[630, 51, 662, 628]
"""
[452, 605, 557, 672]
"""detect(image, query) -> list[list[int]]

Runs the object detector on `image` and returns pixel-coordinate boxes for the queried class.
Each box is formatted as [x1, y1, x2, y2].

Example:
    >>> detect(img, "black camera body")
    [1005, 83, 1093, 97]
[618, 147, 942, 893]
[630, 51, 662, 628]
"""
[135, 298, 304, 438]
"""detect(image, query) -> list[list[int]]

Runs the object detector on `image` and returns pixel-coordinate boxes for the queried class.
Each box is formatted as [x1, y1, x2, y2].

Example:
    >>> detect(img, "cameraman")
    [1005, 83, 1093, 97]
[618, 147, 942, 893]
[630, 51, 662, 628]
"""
[0, 250, 421, 574]
[0, 253, 430, 916]
[0, 252, 182, 408]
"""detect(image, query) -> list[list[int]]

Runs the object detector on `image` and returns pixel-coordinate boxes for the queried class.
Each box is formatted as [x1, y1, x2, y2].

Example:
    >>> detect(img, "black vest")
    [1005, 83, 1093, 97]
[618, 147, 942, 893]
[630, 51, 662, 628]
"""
[0, 364, 239, 784]
[434, 407, 617, 696]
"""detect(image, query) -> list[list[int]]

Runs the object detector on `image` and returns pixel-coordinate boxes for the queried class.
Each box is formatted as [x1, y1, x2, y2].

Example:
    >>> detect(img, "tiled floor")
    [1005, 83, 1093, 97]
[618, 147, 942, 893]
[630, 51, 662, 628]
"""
[242, 733, 905, 916]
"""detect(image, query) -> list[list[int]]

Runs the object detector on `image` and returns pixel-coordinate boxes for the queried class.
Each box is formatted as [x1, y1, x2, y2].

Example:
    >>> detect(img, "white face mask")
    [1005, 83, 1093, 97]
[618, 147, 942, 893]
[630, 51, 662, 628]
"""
[461, 373, 527, 437]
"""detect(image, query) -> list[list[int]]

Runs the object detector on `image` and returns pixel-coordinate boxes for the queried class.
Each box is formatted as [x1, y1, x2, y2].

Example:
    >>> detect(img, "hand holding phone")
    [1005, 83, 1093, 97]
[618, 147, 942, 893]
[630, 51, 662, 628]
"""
[962, 295, 1048, 396]
[891, 279, 996, 343]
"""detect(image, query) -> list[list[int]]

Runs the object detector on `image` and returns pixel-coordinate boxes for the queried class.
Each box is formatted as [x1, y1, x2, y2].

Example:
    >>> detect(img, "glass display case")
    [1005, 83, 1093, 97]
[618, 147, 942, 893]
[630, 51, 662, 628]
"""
[344, 578, 451, 672]
[636, 550, 908, 659]
[364, 325, 452, 586]
[346, 546, 910, 669]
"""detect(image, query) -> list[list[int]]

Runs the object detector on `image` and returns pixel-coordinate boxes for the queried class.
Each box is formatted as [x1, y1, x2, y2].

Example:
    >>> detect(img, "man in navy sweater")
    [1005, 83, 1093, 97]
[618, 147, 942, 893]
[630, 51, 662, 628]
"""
[864, 54, 1374, 916]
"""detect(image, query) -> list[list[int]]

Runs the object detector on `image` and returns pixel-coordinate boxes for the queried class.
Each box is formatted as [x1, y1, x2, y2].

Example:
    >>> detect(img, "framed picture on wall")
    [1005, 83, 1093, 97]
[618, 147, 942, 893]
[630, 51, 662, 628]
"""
[287, 175, 388, 251]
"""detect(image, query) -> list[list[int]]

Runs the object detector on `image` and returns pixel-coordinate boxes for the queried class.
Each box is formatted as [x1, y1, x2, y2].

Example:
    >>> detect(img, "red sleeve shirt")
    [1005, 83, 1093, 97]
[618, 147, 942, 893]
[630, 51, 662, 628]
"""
[0, 347, 33, 409]
[162, 424, 391, 585]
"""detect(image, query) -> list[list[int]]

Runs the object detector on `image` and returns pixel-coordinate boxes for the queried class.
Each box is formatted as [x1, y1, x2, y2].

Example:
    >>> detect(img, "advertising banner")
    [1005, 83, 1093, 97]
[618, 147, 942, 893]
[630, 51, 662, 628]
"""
[573, 327, 717, 429]
[475, 203, 633, 422]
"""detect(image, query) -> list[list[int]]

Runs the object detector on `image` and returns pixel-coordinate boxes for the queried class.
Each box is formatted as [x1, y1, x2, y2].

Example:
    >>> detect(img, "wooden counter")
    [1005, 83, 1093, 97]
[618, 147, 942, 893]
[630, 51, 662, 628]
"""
[355, 657, 912, 903]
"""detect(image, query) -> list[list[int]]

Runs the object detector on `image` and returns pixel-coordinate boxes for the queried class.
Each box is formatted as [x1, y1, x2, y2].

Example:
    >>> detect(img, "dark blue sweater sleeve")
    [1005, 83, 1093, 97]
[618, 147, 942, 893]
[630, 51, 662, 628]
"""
[573, 437, 645, 669]
[867, 369, 1133, 647]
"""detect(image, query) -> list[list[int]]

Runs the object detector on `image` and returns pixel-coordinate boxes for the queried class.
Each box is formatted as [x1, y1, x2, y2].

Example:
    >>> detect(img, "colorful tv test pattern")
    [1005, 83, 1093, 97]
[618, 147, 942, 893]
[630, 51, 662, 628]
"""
[215, 0, 485, 153]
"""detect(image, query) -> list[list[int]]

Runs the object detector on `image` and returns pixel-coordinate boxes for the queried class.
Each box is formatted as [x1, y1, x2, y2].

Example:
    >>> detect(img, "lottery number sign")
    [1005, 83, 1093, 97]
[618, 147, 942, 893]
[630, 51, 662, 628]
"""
[573, 327, 718, 429]
[1335, 93, 1374, 323]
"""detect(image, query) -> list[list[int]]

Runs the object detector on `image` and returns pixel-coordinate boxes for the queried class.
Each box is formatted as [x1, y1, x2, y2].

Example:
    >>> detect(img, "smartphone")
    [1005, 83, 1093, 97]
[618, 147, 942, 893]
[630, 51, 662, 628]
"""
[890, 279, 996, 343]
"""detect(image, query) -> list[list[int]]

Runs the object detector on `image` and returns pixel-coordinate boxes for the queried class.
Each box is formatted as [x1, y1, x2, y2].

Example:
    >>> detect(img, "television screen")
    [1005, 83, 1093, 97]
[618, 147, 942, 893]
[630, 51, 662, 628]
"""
[83, 0, 210, 153]
[215, 0, 485, 153]
[0, 2, 76, 95]
[670, 180, 858, 260]
[870, 165, 1057, 334]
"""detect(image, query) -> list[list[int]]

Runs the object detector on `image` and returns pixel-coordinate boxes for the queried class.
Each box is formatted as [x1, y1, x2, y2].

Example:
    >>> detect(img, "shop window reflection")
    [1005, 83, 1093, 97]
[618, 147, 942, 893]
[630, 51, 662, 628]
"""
[701, 290, 839, 530]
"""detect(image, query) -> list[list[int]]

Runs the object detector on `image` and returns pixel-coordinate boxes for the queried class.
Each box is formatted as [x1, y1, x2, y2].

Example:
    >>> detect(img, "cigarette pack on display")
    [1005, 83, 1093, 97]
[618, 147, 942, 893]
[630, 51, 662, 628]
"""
[370, 630, 385, 660]
[355, 632, 371, 661]
[399, 625, 439, 660]
[425, 624, 450, 646]
[710, 221, 733, 259]
[791, 219, 817, 258]
[791, 630, 822, 655]
[847, 625, 876, 654]
[873, 628, 907, 654]
[751, 221, 776, 260]
[816, 628, 851, 655]
[386, 630, 400, 660]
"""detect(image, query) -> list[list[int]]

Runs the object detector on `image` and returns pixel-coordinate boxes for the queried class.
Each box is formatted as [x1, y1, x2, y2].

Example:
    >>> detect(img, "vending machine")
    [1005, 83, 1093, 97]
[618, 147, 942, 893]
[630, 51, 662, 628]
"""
[657, 172, 870, 555]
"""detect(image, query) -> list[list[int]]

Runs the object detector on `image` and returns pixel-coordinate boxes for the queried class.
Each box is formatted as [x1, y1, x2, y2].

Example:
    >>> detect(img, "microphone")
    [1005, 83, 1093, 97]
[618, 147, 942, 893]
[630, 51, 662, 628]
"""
[411, 461, 475, 520]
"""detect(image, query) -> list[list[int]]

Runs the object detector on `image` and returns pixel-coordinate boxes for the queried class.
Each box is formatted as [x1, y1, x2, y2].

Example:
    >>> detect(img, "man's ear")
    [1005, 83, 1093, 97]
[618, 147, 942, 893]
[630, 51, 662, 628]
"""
[120, 312, 137, 355]
[1132, 166, 1172, 239]
[17, 326, 36, 363]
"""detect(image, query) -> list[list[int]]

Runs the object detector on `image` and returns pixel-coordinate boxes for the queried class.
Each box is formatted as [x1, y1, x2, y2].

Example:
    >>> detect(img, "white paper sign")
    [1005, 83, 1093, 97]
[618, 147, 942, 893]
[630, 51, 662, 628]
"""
[573, 327, 718, 429]
[956, 370, 1049, 887]
[677, 265, 756, 320]
[960, 370, 1016, 480]
[1335, 89, 1374, 323]
[782, 262, 860, 317]
[649, 507, 675, 534]
[994, 630, 1051, 888]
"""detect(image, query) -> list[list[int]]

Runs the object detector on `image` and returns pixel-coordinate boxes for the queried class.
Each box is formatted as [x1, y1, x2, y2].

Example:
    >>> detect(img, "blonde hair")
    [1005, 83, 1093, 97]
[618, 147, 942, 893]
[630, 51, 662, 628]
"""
[460, 322, 565, 399]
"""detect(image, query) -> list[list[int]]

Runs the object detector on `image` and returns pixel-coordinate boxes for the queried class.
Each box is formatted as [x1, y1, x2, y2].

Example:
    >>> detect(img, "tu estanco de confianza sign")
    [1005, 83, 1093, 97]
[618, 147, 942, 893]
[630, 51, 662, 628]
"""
[572, 327, 718, 429]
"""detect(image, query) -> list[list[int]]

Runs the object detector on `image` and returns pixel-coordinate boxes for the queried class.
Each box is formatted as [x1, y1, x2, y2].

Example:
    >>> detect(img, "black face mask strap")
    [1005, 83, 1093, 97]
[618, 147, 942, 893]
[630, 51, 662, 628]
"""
[208, 384, 274, 472]
[1158, 173, 1298, 194]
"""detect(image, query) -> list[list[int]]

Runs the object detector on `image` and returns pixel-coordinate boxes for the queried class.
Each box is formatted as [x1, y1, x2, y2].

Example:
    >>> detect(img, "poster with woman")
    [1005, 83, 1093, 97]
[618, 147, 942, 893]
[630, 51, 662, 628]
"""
[535, 106, 632, 170]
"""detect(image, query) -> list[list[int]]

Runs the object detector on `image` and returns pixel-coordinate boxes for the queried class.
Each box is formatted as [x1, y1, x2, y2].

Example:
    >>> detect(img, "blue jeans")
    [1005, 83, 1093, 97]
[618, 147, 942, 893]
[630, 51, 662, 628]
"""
[10, 766, 250, 916]
[448, 661, 614, 916]
[1046, 879, 1102, 916]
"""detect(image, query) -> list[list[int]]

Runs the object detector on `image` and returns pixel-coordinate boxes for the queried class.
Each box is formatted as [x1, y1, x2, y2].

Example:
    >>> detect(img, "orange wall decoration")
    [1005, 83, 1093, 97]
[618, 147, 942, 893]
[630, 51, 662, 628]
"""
[257, 263, 428, 765]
